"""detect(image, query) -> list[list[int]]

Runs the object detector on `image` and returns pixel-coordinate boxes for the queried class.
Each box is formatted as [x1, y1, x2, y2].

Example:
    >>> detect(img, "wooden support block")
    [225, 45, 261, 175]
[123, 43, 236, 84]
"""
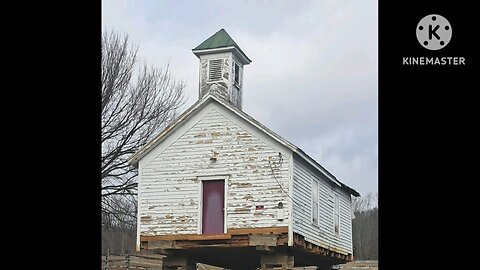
[196, 263, 227, 270]
[256, 245, 274, 252]
[149, 240, 179, 249]
[261, 254, 287, 265]
[347, 253, 353, 261]
[287, 256, 294, 269]
[260, 254, 294, 270]
[250, 234, 278, 247]
[162, 256, 194, 270]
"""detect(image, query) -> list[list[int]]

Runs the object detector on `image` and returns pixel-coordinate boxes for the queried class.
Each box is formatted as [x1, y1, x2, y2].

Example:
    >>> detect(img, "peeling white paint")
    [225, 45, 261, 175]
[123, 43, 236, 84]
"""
[138, 103, 292, 237]
[135, 97, 356, 257]
[197, 51, 245, 110]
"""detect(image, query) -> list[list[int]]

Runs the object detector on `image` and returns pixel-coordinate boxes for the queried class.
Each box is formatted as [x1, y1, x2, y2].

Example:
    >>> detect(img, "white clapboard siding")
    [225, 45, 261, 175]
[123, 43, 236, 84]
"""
[292, 157, 353, 255]
[138, 102, 292, 237]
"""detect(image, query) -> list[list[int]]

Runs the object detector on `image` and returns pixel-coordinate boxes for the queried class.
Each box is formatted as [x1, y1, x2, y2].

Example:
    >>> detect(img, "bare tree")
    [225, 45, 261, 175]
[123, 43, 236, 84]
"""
[102, 195, 138, 254]
[352, 192, 378, 260]
[101, 30, 186, 227]
[352, 192, 377, 213]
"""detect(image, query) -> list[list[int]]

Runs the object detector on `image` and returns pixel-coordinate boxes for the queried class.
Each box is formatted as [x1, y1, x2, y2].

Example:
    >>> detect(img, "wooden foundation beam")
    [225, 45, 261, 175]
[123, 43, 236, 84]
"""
[292, 233, 351, 262]
[141, 227, 288, 242]
[140, 227, 289, 251]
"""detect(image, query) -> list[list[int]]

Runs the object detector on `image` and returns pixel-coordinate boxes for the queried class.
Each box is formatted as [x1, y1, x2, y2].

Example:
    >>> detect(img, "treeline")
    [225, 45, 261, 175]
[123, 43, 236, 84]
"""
[102, 226, 136, 255]
[352, 193, 378, 260]
[102, 195, 137, 254]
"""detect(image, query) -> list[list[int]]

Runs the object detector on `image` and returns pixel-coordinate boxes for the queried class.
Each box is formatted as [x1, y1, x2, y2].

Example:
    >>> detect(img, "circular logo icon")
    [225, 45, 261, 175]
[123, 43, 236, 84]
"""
[416, 14, 452, 50]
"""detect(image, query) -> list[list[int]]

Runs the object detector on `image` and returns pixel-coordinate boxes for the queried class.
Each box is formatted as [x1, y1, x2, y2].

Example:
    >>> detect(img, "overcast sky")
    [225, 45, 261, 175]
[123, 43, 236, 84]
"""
[102, 0, 378, 198]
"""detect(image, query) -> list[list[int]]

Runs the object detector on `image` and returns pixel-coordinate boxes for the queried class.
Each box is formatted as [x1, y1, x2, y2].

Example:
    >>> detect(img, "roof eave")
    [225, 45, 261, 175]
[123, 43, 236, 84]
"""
[192, 46, 252, 64]
[294, 150, 342, 187]
[293, 150, 360, 197]
[345, 186, 361, 197]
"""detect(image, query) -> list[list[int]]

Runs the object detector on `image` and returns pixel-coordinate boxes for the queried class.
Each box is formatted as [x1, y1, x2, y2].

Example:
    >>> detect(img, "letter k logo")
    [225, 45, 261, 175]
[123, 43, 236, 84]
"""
[429, 25, 440, 40]
[416, 14, 452, 50]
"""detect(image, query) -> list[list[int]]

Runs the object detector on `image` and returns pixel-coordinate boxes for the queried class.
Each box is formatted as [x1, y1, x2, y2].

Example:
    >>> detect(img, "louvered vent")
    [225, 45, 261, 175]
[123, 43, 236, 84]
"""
[209, 59, 223, 81]
[234, 62, 240, 86]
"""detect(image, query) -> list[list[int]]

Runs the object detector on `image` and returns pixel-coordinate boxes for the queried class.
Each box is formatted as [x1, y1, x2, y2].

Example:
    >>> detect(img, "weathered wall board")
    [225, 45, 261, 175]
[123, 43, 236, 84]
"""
[138, 101, 292, 238]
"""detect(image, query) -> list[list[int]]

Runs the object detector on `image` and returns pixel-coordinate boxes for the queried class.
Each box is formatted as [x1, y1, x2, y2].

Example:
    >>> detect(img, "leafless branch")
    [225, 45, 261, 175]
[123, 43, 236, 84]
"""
[101, 30, 186, 229]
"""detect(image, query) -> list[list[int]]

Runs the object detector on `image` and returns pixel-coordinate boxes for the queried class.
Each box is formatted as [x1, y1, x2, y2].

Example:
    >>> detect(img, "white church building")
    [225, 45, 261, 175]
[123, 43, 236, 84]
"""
[129, 29, 360, 270]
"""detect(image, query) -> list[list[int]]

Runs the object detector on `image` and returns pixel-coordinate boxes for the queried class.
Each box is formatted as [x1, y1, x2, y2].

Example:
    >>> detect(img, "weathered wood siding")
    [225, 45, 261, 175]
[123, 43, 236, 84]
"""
[230, 53, 244, 109]
[292, 157, 353, 255]
[138, 101, 292, 237]
[198, 52, 244, 109]
[199, 52, 231, 102]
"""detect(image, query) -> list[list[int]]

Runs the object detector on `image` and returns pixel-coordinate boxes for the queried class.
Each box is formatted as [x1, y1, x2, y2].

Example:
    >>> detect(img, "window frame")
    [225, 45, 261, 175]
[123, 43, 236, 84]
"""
[311, 180, 319, 226]
[334, 193, 340, 235]
[233, 62, 240, 87]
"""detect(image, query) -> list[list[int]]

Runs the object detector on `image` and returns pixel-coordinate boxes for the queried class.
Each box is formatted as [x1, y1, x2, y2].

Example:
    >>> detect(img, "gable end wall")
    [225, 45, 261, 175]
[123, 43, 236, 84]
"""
[137, 101, 292, 241]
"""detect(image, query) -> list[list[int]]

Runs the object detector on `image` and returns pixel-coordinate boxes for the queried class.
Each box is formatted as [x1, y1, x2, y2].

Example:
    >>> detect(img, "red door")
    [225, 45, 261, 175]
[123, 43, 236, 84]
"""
[202, 180, 225, 234]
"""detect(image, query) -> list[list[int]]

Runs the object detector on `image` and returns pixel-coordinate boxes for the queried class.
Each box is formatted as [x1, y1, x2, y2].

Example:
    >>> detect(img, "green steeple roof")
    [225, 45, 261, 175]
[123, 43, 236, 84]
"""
[193, 29, 251, 63]
[193, 29, 238, 50]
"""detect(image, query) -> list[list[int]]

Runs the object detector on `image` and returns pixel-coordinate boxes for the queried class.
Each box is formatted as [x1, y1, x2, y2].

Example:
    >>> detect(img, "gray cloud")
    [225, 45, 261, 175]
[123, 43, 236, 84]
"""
[102, 0, 378, 197]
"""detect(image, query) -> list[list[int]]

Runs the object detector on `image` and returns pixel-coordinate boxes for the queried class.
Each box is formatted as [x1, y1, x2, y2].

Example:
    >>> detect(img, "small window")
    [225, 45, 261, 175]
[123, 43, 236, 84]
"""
[234, 62, 240, 86]
[334, 194, 340, 234]
[209, 59, 223, 81]
[312, 180, 319, 225]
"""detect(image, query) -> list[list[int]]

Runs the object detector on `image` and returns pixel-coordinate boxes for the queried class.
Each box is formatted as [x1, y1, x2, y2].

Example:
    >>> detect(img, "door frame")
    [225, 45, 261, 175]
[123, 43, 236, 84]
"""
[197, 175, 229, 234]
